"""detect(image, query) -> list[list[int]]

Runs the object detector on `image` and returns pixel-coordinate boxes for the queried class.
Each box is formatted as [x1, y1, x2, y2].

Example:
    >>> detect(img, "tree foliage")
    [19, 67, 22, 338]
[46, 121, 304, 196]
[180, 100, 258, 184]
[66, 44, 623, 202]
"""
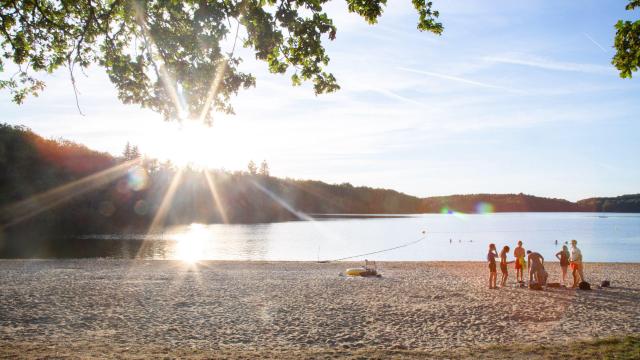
[259, 159, 269, 176]
[0, 0, 443, 123]
[613, 0, 640, 78]
[247, 159, 257, 175]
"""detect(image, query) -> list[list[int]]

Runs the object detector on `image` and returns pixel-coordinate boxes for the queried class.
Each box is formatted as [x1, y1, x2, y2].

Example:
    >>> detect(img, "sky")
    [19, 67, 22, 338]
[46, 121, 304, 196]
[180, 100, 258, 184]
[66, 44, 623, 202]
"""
[2, 0, 639, 201]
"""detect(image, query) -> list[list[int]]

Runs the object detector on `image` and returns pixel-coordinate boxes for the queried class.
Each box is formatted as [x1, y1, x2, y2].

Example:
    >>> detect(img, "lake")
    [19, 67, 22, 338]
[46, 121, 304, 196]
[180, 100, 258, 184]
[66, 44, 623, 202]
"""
[4, 212, 638, 262]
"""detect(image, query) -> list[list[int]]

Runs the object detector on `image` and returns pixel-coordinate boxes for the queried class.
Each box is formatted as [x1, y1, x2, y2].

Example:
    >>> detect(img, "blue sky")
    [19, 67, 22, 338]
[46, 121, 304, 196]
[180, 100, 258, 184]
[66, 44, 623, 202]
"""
[2, 0, 639, 201]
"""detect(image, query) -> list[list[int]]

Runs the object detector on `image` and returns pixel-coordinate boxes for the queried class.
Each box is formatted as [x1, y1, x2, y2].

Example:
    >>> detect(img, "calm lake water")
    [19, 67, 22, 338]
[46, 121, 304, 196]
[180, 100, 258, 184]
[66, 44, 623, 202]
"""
[32, 212, 640, 262]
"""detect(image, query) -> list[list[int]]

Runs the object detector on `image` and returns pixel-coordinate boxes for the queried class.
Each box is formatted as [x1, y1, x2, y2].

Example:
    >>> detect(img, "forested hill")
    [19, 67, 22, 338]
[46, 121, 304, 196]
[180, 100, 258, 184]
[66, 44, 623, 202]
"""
[419, 194, 578, 213]
[576, 194, 640, 213]
[0, 124, 424, 237]
[1, 124, 639, 238]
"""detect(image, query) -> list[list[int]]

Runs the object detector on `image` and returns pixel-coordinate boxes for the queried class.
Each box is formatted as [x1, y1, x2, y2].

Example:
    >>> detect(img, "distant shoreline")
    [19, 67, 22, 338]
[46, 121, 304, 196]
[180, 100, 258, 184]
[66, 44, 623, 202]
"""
[310, 213, 413, 219]
[310, 212, 640, 217]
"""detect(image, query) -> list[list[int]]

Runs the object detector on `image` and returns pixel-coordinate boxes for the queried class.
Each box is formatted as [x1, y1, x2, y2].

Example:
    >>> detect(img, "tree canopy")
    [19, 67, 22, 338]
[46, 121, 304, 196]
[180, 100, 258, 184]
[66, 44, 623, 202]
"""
[0, 0, 442, 123]
[613, 0, 640, 78]
[2, 1, 637, 124]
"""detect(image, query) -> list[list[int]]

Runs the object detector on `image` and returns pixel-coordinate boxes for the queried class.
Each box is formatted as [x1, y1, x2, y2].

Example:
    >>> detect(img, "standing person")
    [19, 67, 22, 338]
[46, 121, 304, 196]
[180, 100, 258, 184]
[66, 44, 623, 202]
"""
[555, 245, 570, 285]
[570, 239, 585, 288]
[487, 243, 499, 289]
[513, 241, 526, 283]
[499, 246, 514, 287]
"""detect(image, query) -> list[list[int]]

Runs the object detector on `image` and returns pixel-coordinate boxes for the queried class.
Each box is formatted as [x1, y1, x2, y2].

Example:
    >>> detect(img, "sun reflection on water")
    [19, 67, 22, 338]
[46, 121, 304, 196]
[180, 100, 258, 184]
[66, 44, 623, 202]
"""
[173, 223, 209, 263]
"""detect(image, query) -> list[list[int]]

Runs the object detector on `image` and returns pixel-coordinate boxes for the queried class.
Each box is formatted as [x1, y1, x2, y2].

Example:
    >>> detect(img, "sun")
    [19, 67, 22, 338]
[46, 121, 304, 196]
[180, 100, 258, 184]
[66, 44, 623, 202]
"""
[137, 113, 257, 171]
[171, 121, 218, 168]
[144, 120, 221, 169]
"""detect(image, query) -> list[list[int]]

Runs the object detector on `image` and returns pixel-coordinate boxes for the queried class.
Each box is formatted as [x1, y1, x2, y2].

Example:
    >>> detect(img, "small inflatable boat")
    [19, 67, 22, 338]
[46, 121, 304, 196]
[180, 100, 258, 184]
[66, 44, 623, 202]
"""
[345, 260, 381, 277]
[345, 267, 377, 276]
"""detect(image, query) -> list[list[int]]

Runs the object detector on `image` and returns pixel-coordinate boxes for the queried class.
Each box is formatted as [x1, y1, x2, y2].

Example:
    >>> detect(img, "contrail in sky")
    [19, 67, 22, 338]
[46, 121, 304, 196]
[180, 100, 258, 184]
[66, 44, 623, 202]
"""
[483, 56, 611, 74]
[375, 89, 423, 106]
[398, 67, 516, 92]
[584, 33, 608, 53]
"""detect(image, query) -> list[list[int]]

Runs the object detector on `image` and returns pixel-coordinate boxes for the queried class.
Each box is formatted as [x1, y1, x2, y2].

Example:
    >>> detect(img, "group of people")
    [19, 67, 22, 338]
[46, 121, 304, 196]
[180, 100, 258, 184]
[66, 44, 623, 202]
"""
[486, 239, 585, 289]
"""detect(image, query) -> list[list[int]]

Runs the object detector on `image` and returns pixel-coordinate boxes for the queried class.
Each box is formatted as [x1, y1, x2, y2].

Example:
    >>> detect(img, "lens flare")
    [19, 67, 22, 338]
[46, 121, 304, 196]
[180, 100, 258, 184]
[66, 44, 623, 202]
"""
[0, 159, 141, 227]
[204, 170, 228, 223]
[147, 168, 184, 234]
[127, 166, 149, 191]
[475, 201, 494, 214]
[440, 206, 466, 219]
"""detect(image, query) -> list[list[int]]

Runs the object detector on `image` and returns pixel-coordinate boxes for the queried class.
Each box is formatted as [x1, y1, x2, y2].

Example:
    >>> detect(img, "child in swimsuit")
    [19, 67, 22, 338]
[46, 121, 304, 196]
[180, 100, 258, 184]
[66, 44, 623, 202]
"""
[555, 245, 570, 286]
[499, 245, 514, 287]
[487, 243, 499, 289]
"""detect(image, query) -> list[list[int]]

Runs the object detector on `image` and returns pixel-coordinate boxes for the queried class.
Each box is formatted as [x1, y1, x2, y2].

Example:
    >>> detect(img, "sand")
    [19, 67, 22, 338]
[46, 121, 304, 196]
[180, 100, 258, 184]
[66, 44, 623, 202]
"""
[1, 260, 639, 358]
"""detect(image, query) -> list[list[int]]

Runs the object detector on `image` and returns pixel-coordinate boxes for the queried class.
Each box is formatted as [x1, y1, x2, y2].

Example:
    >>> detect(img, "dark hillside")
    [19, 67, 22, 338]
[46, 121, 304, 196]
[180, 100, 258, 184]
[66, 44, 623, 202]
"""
[577, 194, 640, 212]
[420, 193, 578, 213]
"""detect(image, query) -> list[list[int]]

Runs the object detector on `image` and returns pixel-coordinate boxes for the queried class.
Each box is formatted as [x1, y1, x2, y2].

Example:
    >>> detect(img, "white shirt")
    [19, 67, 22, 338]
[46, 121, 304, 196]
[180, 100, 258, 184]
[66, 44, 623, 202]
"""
[570, 246, 582, 262]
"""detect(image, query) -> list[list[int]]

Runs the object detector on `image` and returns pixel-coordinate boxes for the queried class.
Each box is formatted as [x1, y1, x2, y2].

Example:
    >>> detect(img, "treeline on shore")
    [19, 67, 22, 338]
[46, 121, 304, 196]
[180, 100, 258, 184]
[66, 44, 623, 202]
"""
[421, 193, 640, 213]
[1, 124, 639, 239]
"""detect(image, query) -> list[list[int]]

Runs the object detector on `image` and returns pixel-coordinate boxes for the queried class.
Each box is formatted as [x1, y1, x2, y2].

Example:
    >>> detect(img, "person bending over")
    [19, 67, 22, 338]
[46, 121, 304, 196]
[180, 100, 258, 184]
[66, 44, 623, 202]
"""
[527, 250, 545, 284]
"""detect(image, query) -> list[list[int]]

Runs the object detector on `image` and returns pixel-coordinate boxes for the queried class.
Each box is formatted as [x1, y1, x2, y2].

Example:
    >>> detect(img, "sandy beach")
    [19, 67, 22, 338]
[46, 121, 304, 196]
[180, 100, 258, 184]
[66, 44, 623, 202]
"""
[1, 260, 639, 358]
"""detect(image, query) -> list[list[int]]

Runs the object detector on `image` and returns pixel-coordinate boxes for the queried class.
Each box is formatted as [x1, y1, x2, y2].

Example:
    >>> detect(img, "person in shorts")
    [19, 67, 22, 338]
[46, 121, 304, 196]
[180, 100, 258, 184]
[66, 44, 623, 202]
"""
[513, 240, 526, 283]
[570, 239, 585, 288]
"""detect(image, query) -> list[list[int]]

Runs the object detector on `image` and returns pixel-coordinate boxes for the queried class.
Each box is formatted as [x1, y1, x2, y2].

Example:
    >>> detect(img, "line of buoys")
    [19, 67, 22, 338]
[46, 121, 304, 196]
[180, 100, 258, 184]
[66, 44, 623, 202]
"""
[320, 230, 428, 263]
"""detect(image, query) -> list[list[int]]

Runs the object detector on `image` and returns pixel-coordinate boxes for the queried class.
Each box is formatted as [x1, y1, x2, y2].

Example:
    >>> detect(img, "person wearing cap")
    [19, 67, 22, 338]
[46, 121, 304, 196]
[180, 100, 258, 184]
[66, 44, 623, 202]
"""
[569, 239, 585, 288]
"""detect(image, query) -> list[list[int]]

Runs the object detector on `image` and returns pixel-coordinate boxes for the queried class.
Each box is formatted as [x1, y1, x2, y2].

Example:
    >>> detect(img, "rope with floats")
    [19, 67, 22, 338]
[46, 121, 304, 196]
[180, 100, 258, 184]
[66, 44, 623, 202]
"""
[319, 230, 428, 263]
